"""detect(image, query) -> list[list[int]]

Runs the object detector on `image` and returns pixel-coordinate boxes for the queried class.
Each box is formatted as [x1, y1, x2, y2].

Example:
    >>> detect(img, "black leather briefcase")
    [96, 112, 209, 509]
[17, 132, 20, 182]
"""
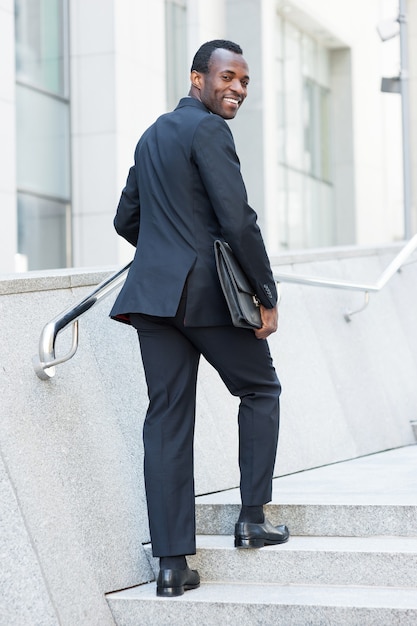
[214, 240, 262, 329]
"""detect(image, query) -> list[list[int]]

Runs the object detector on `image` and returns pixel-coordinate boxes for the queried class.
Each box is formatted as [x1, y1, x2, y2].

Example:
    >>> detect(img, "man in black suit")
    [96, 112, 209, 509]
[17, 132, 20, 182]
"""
[111, 40, 289, 597]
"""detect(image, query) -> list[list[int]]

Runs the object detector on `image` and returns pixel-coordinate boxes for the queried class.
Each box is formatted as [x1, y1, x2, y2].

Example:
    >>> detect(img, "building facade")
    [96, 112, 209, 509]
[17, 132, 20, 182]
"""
[0, 0, 415, 272]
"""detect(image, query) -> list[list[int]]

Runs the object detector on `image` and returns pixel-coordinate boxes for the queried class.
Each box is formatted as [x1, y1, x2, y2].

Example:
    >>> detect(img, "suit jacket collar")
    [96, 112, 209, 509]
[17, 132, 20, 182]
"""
[175, 97, 211, 114]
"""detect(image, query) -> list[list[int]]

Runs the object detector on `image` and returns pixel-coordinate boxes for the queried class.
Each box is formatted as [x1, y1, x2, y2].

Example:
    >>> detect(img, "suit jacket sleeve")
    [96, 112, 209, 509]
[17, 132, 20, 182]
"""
[192, 114, 277, 308]
[113, 165, 140, 247]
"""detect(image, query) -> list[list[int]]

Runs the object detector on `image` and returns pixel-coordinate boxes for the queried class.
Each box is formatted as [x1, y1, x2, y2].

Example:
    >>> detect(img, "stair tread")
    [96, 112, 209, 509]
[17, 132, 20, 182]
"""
[195, 446, 417, 507]
[107, 581, 417, 608]
[108, 449, 417, 624]
[193, 534, 417, 552]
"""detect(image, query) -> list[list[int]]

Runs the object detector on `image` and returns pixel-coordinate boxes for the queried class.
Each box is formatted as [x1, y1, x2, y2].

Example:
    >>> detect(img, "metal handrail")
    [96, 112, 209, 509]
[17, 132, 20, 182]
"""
[33, 262, 131, 379]
[33, 233, 417, 379]
[273, 232, 417, 321]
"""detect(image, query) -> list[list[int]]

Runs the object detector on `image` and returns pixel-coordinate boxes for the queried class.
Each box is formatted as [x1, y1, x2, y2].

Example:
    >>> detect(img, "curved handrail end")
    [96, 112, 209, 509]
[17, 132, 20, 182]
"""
[33, 355, 56, 380]
[35, 320, 79, 380]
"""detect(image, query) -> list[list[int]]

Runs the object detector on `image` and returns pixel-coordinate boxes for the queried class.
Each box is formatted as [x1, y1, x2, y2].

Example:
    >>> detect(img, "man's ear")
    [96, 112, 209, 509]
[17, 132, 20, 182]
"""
[190, 70, 202, 90]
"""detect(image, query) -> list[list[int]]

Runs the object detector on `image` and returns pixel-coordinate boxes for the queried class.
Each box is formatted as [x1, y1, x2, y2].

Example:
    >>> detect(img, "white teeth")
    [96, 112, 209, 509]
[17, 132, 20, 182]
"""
[224, 98, 239, 104]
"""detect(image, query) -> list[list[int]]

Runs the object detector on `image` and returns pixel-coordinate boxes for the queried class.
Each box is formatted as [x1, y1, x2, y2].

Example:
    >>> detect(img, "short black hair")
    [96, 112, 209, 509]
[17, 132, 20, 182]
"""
[191, 39, 243, 74]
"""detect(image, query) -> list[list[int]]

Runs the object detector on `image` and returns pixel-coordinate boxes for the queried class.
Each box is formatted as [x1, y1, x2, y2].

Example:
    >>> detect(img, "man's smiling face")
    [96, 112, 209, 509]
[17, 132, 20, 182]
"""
[191, 48, 249, 119]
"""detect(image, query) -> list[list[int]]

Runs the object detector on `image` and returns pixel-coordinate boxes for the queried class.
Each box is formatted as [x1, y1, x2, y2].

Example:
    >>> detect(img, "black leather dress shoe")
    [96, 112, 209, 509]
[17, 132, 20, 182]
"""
[234, 518, 290, 548]
[156, 565, 200, 597]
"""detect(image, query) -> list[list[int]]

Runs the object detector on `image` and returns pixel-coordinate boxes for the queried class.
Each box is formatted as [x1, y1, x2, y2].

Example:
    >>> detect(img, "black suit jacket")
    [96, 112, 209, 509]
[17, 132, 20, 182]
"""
[110, 97, 277, 326]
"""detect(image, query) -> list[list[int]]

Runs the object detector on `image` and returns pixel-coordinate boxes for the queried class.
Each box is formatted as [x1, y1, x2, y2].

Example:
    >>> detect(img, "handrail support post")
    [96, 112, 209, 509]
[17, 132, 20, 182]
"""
[344, 291, 370, 322]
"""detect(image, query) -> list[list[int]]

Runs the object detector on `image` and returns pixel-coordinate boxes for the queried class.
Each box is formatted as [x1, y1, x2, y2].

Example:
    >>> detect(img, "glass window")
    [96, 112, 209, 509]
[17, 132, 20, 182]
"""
[17, 193, 69, 270]
[276, 58, 285, 163]
[303, 78, 331, 182]
[287, 170, 305, 250]
[317, 45, 330, 89]
[275, 13, 283, 61]
[275, 14, 285, 163]
[276, 165, 289, 249]
[304, 179, 334, 246]
[283, 22, 303, 170]
[15, 0, 71, 270]
[16, 84, 70, 200]
[15, 0, 67, 97]
[319, 86, 331, 182]
[275, 14, 333, 250]
[302, 34, 317, 82]
[165, 0, 188, 111]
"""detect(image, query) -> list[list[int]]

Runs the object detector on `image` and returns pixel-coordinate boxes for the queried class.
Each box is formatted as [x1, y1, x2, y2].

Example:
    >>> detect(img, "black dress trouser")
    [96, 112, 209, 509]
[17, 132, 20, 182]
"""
[130, 293, 281, 557]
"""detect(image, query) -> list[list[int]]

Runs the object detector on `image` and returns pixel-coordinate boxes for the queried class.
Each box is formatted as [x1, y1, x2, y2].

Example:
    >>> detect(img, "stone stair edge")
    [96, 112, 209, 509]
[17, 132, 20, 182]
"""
[193, 534, 417, 549]
[107, 580, 417, 604]
[106, 580, 417, 626]
[144, 534, 417, 553]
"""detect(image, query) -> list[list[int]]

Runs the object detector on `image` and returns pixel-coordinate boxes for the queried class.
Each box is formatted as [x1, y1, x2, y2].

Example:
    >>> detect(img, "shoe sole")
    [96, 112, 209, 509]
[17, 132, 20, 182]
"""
[157, 582, 200, 597]
[234, 536, 289, 548]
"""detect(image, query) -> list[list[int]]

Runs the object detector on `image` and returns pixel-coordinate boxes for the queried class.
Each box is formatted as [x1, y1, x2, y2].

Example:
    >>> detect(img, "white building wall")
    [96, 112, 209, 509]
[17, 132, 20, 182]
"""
[187, 0, 226, 52]
[70, 0, 173, 267]
[0, 0, 415, 273]
[408, 0, 417, 234]
[346, 0, 403, 243]
[227, 0, 404, 249]
[70, 0, 117, 267]
[0, 0, 17, 273]
[113, 0, 167, 265]
[290, 0, 403, 243]
[111, 0, 228, 267]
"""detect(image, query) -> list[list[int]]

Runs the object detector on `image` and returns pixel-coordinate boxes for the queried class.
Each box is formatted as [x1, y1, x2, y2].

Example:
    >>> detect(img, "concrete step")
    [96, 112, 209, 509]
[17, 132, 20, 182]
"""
[106, 581, 417, 625]
[143, 535, 417, 588]
[107, 450, 417, 625]
[196, 446, 417, 538]
[195, 502, 417, 536]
